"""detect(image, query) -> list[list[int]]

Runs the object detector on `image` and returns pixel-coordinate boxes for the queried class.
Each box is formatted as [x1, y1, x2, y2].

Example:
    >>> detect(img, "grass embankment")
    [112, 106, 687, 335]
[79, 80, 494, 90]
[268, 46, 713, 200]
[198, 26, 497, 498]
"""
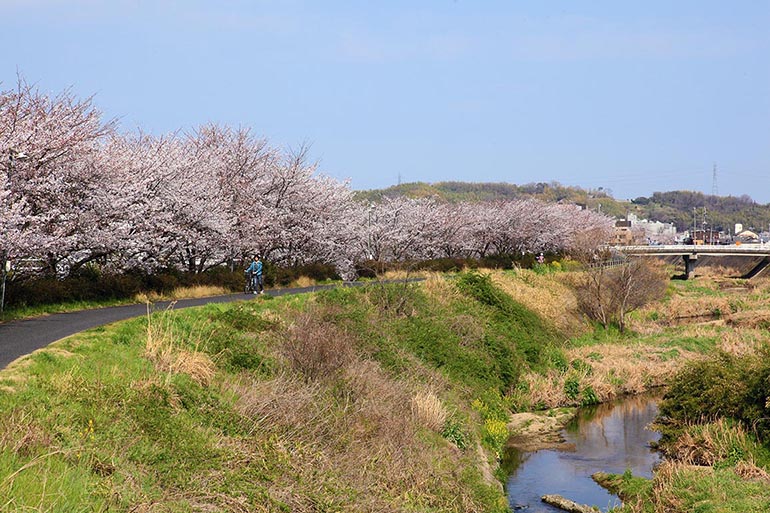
[0, 271, 565, 512]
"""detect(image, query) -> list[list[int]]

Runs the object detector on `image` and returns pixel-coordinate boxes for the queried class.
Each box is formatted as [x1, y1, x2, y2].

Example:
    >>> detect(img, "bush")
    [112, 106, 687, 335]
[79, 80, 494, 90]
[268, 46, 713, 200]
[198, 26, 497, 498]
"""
[660, 348, 770, 443]
[268, 262, 339, 286]
[279, 310, 355, 382]
[573, 259, 668, 332]
[4, 261, 340, 310]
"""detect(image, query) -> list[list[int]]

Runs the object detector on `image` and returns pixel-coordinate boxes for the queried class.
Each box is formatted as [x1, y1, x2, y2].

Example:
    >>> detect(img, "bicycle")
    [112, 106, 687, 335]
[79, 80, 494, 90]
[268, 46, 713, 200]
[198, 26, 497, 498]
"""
[244, 270, 256, 294]
[245, 270, 264, 294]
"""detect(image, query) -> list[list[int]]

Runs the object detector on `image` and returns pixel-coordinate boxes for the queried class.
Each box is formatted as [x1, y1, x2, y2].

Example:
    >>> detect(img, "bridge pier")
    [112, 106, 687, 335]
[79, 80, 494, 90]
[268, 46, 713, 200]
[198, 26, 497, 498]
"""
[683, 254, 697, 279]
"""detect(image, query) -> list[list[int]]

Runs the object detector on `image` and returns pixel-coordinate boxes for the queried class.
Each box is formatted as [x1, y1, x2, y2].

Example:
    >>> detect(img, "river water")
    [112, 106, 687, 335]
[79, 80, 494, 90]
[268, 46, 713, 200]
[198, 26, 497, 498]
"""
[504, 394, 662, 512]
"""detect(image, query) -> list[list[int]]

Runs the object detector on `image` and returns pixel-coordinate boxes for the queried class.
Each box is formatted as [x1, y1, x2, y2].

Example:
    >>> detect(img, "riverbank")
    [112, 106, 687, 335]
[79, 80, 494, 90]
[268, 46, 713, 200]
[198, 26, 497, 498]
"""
[507, 409, 576, 451]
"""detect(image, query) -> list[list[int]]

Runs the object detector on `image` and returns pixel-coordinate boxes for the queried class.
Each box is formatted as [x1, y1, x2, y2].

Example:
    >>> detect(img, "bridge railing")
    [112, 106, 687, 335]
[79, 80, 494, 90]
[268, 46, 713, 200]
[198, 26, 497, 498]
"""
[616, 244, 770, 255]
[583, 257, 628, 270]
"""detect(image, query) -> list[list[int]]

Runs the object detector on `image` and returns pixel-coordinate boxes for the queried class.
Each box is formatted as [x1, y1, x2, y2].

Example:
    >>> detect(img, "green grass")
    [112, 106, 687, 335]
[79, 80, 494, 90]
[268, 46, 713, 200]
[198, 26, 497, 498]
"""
[0, 297, 137, 322]
[604, 465, 770, 513]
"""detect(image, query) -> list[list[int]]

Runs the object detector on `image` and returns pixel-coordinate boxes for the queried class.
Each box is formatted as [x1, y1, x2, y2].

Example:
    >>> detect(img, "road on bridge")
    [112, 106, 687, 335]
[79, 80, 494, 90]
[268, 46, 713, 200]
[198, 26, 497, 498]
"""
[617, 244, 770, 279]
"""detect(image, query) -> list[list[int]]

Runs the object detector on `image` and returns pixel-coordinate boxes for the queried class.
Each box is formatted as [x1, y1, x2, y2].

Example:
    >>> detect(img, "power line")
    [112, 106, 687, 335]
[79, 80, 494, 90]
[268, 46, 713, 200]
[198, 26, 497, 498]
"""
[712, 163, 718, 196]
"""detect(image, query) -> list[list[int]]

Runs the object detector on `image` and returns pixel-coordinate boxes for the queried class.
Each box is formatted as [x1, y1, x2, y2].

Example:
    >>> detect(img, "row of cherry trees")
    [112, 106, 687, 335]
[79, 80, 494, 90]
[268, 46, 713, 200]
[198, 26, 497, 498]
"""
[1, 81, 613, 281]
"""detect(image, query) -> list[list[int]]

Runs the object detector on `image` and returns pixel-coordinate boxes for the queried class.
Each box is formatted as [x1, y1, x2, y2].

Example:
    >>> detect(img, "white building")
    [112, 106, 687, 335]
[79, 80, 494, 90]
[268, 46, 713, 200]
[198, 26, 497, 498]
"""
[627, 213, 677, 243]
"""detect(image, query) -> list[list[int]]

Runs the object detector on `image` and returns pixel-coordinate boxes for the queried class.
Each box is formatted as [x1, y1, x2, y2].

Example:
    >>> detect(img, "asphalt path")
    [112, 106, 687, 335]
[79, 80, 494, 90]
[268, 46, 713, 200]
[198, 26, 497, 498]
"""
[0, 282, 367, 370]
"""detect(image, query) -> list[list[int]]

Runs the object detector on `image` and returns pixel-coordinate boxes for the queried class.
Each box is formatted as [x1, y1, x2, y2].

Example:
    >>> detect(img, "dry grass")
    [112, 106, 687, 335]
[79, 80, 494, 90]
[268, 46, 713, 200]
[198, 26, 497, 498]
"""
[380, 269, 427, 281]
[421, 272, 463, 306]
[521, 343, 698, 408]
[649, 461, 702, 513]
[135, 285, 230, 303]
[670, 419, 757, 467]
[0, 410, 53, 456]
[227, 354, 459, 511]
[492, 270, 587, 336]
[144, 308, 216, 386]
[287, 276, 316, 288]
[696, 264, 746, 279]
[727, 308, 770, 329]
[658, 295, 733, 324]
[734, 461, 770, 482]
[279, 310, 355, 382]
[717, 327, 765, 356]
[410, 390, 448, 432]
[221, 296, 498, 510]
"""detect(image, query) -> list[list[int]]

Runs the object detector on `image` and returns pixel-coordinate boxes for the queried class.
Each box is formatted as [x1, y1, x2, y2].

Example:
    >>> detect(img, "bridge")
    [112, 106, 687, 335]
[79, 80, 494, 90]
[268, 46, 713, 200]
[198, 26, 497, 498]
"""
[616, 244, 770, 279]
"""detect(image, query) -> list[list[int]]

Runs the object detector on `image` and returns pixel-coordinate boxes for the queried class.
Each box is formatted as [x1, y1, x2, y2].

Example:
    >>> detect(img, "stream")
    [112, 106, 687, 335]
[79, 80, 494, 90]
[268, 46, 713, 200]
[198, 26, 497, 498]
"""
[504, 394, 662, 512]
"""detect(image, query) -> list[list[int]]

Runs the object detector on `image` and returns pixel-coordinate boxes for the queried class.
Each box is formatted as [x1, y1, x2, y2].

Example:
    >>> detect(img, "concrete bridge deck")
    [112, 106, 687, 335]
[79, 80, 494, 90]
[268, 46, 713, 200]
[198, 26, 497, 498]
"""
[616, 244, 770, 279]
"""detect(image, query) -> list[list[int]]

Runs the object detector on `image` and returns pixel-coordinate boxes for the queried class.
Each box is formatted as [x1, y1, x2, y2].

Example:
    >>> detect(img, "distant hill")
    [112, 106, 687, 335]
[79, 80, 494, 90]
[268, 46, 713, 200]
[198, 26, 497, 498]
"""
[357, 181, 770, 234]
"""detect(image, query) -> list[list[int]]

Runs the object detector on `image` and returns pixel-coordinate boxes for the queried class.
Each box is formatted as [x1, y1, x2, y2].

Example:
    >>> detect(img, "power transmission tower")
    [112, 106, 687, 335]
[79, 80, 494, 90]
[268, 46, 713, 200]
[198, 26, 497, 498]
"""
[712, 163, 718, 196]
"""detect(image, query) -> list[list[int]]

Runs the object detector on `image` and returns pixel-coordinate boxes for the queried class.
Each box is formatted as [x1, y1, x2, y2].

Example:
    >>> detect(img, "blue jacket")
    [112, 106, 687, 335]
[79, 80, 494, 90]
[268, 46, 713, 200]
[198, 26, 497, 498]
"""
[246, 260, 263, 275]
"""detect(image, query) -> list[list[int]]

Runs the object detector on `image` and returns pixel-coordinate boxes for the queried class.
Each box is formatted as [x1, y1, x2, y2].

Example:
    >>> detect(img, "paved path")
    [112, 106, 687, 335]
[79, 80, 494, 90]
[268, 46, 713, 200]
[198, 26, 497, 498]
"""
[0, 283, 362, 370]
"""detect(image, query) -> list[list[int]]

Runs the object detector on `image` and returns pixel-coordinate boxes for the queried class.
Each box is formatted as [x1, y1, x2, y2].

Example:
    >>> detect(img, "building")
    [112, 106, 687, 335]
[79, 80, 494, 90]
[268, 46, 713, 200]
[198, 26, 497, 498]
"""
[612, 220, 634, 245]
[626, 213, 677, 243]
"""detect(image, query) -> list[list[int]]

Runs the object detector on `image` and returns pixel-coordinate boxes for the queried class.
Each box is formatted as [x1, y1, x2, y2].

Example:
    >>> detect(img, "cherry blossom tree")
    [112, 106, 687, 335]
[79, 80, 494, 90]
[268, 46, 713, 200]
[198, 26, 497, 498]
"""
[0, 79, 115, 277]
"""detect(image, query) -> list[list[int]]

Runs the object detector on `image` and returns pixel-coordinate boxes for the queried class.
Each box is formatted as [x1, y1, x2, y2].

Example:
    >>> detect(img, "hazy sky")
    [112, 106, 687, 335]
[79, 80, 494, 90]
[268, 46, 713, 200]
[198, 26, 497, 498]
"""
[3, 1, 769, 202]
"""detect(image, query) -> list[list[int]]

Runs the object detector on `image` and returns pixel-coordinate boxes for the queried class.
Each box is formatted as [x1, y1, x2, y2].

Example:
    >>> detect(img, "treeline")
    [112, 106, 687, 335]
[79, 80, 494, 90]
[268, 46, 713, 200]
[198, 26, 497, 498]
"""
[633, 191, 770, 233]
[366, 182, 770, 234]
[1, 80, 612, 284]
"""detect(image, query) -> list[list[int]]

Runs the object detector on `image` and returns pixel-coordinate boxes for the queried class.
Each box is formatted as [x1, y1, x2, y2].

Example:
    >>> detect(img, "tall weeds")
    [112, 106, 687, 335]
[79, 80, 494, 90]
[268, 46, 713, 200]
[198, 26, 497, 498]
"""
[144, 305, 216, 386]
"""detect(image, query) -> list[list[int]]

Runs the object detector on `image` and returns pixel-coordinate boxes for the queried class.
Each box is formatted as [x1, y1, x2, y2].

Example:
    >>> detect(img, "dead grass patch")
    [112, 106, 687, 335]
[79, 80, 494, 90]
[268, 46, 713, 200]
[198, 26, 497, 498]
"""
[422, 272, 462, 306]
[657, 295, 733, 324]
[144, 308, 216, 386]
[135, 285, 230, 303]
[727, 308, 770, 329]
[287, 276, 316, 288]
[717, 328, 765, 356]
[492, 270, 586, 336]
[410, 390, 448, 432]
[670, 419, 758, 467]
[521, 344, 698, 408]
[279, 310, 355, 382]
[381, 269, 427, 281]
[0, 410, 53, 456]
[227, 356, 459, 510]
[734, 461, 770, 482]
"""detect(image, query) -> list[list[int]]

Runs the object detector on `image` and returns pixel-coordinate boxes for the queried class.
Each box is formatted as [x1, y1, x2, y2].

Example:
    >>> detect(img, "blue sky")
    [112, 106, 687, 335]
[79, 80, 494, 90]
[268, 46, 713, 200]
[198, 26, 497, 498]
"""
[3, 1, 769, 203]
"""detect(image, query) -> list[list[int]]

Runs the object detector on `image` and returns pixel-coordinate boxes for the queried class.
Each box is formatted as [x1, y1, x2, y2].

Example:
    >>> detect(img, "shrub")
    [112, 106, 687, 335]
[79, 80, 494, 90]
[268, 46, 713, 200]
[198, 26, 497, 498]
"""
[564, 377, 581, 401]
[441, 419, 469, 449]
[660, 348, 770, 443]
[581, 385, 599, 406]
[482, 419, 510, 457]
[573, 259, 668, 332]
[279, 310, 355, 382]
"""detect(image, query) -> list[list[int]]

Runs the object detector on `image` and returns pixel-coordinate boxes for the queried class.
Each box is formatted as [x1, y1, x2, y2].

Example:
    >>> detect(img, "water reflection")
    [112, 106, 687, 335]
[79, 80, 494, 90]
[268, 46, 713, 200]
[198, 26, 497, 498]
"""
[505, 394, 662, 512]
